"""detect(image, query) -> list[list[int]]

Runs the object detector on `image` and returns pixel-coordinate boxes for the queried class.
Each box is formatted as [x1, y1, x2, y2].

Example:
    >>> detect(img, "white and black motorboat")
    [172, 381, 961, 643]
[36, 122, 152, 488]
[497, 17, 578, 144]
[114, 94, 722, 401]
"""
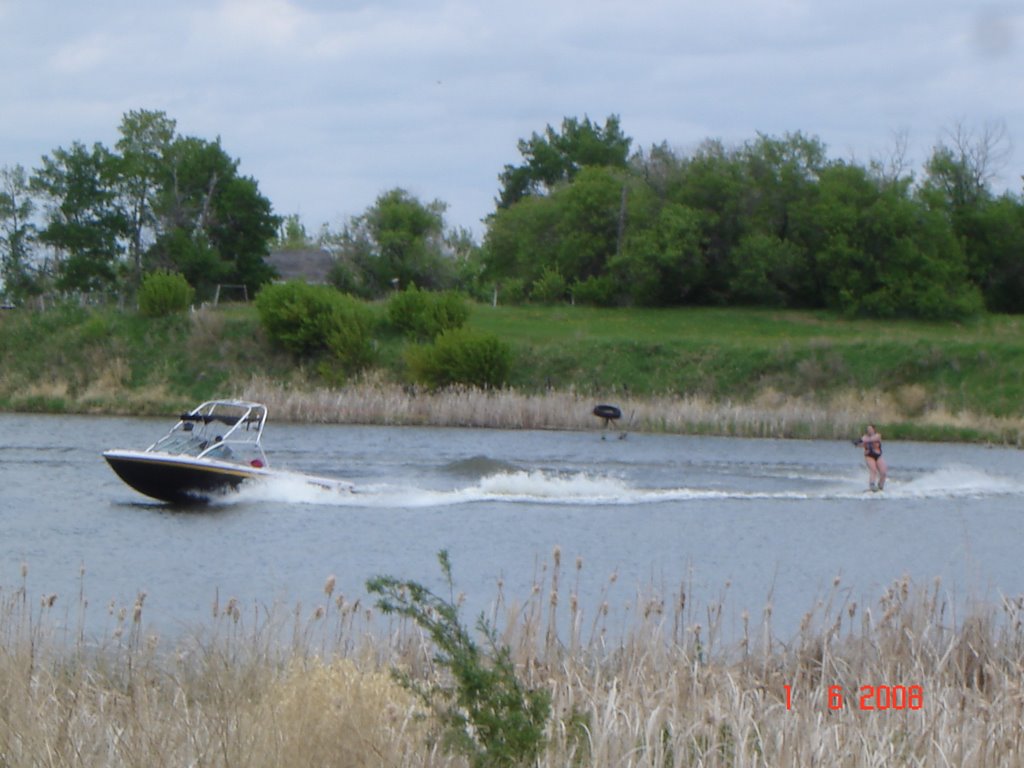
[103, 399, 353, 503]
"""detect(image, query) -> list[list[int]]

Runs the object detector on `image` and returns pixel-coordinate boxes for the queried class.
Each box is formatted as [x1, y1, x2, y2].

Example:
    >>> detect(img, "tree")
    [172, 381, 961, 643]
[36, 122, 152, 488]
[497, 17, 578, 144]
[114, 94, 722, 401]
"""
[0, 165, 40, 303]
[956, 194, 1024, 312]
[740, 132, 828, 241]
[325, 188, 453, 297]
[275, 214, 312, 250]
[922, 121, 1010, 210]
[481, 194, 561, 290]
[554, 166, 625, 281]
[115, 109, 176, 291]
[613, 199, 707, 305]
[32, 142, 127, 293]
[649, 139, 747, 301]
[148, 135, 279, 297]
[726, 233, 806, 306]
[807, 164, 981, 319]
[497, 114, 632, 207]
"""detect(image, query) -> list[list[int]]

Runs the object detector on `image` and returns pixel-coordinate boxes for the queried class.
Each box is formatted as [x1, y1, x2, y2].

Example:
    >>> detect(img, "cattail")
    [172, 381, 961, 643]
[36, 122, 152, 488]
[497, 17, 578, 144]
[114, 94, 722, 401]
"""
[324, 574, 336, 598]
[133, 592, 146, 624]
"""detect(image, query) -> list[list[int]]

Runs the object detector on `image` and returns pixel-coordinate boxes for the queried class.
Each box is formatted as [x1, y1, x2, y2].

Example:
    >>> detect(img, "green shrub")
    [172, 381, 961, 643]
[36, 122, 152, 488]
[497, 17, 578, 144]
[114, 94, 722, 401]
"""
[406, 328, 512, 389]
[255, 281, 376, 374]
[318, 301, 378, 379]
[495, 278, 527, 306]
[367, 551, 550, 768]
[530, 268, 568, 304]
[138, 270, 194, 317]
[387, 284, 469, 340]
[571, 274, 618, 306]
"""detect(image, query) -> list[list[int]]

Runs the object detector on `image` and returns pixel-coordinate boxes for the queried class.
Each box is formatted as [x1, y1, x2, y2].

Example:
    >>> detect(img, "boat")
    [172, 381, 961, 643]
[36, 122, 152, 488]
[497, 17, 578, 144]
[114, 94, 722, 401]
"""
[103, 399, 353, 503]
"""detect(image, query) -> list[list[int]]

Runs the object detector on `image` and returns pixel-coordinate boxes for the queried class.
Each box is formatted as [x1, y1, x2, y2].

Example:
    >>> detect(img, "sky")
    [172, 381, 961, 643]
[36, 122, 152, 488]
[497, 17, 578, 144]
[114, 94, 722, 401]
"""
[1, 0, 1022, 240]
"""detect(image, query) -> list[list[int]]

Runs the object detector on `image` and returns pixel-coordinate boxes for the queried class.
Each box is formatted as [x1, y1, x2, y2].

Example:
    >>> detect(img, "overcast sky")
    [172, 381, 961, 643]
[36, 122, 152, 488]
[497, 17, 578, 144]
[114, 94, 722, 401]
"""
[1, 1, 1021, 239]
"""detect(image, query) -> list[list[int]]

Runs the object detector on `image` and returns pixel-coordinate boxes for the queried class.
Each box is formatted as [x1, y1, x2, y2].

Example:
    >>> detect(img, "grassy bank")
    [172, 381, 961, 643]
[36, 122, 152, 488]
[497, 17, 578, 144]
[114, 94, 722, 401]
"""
[4, 555, 1024, 766]
[2, 302, 1023, 443]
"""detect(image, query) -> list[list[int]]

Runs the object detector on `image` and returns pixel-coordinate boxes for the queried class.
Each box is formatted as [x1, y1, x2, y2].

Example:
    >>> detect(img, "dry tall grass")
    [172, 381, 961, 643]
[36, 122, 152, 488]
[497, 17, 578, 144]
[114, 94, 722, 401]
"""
[240, 376, 1024, 443]
[4, 557, 1024, 767]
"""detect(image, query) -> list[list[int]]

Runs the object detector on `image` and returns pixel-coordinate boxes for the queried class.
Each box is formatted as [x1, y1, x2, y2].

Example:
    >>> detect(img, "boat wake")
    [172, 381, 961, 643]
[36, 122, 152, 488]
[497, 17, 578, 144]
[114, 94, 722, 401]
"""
[220, 464, 1024, 508]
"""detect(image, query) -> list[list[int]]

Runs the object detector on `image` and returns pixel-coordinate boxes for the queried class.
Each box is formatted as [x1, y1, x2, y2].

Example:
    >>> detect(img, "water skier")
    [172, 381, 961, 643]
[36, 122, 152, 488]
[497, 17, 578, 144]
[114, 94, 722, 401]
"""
[853, 424, 887, 492]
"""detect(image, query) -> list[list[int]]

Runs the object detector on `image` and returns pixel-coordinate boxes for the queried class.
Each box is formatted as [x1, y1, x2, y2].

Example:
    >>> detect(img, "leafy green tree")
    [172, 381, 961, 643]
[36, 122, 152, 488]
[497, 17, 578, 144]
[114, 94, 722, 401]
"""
[115, 109, 176, 291]
[918, 122, 1020, 312]
[326, 189, 454, 297]
[0, 164, 40, 303]
[32, 142, 128, 293]
[481, 194, 560, 288]
[634, 139, 746, 301]
[149, 135, 279, 297]
[740, 132, 828, 241]
[365, 188, 450, 291]
[275, 214, 312, 250]
[612, 200, 707, 305]
[208, 174, 278, 288]
[727, 233, 806, 306]
[955, 194, 1024, 312]
[807, 165, 981, 319]
[497, 114, 632, 207]
[554, 166, 625, 281]
[920, 122, 1008, 212]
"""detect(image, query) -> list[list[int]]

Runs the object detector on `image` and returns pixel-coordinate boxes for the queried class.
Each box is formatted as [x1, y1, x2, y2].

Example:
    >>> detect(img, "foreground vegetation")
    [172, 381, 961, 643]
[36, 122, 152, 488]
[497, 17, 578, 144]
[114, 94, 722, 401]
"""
[4, 552, 1024, 767]
[3, 301, 1024, 443]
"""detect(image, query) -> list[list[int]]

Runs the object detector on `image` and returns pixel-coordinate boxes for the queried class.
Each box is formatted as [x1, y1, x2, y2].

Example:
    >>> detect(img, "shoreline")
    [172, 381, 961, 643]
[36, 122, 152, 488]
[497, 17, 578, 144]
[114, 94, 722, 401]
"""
[11, 376, 1021, 445]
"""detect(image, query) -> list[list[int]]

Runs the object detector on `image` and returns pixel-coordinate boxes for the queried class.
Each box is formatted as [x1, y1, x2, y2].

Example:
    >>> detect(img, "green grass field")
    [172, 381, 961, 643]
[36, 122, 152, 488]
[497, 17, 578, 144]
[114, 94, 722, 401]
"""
[2, 302, 1023, 441]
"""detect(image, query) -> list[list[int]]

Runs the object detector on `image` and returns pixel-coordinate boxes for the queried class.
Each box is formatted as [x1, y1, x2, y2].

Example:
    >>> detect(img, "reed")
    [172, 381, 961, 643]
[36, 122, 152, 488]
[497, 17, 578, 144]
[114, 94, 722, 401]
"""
[240, 376, 1024, 444]
[4, 557, 1024, 766]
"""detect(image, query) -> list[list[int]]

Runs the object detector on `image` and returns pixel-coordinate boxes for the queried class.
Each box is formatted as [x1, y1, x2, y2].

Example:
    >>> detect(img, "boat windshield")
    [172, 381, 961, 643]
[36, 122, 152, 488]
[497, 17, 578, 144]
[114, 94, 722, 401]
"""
[148, 400, 269, 467]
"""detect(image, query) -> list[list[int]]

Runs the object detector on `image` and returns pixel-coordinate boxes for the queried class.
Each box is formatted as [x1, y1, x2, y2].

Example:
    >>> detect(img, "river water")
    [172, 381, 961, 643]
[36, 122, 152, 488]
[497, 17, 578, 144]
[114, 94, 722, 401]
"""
[2, 412, 1023, 643]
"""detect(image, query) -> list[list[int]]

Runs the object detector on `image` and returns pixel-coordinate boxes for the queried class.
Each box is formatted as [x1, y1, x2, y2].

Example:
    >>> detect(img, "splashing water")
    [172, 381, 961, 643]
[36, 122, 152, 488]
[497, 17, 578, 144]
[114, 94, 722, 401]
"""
[222, 464, 1024, 509]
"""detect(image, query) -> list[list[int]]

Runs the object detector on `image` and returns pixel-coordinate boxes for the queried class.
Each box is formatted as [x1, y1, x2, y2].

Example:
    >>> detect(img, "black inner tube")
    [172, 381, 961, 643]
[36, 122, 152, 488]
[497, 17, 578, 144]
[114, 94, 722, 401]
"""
[592, 404, 622, 421]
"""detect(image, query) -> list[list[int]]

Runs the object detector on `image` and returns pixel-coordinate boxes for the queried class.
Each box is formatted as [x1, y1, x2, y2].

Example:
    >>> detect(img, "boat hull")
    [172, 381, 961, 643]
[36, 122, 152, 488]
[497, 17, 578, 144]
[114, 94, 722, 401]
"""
[103, 450, 267, 503]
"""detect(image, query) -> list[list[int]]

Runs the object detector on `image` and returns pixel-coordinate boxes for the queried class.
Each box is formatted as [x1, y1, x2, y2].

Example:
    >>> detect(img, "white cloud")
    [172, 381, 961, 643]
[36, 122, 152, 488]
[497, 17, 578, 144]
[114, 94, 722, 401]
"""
[0, 0, 1021, 236]
[48, 34, 115, 75]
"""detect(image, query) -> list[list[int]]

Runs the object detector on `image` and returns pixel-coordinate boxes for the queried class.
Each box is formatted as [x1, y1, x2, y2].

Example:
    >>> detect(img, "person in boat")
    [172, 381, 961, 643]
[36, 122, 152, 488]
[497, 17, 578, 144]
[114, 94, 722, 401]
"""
[853, 424, 887, 491]
[204, 434, 233, 459]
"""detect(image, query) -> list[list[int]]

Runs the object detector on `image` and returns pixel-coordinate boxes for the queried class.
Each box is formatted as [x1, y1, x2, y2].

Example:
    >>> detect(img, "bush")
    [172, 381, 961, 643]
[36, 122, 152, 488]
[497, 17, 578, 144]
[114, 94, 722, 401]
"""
[571, 274, 618, 306]
[137, 270, 194, 317]
[367, 551, 550, 768]
[406, 328, 512, 389]
[494, 278, 527, 306]
[530, 268, 568, 304]
[255, 281, 376, 374]
[387, 284, 469, 340]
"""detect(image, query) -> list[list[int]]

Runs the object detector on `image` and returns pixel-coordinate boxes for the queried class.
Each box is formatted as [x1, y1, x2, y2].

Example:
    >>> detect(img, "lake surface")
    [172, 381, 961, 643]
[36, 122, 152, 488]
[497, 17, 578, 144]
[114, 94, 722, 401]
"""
[2, 412, 1024, 644]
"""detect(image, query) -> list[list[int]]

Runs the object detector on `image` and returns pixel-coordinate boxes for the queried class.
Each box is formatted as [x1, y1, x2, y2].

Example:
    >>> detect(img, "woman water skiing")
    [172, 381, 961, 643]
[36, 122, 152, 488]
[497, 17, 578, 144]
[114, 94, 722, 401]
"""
[854, 424, 887, 492]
